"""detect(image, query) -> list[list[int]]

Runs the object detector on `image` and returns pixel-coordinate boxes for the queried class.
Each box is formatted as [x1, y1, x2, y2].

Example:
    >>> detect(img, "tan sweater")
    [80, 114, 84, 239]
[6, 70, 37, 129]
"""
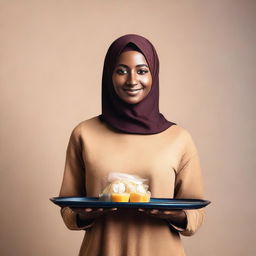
[59, 116, 205, 256]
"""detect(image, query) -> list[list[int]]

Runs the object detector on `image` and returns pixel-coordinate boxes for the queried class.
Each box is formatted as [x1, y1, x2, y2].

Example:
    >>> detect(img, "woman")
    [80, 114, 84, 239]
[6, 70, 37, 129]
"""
[59, 34, 205, 256]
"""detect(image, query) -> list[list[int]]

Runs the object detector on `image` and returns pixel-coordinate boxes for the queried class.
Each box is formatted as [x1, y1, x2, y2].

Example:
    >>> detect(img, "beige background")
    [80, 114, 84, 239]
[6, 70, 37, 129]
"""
[0, 0, 255, 255]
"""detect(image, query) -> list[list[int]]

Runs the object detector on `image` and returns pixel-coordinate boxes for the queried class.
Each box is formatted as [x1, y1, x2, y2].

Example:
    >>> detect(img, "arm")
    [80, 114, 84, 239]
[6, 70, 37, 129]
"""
[59, 126, 93, 230]
[59, 126, 116, 230]
[170, 133, 205, 236]
[139, 132, 205, 235]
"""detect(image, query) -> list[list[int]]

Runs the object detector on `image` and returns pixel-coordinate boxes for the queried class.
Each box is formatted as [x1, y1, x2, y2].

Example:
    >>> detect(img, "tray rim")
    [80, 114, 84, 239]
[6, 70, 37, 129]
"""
[50, 196, 211, 210]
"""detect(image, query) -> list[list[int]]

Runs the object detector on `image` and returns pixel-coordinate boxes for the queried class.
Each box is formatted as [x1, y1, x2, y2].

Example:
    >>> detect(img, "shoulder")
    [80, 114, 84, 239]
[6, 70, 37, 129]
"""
[167, 124, 195, 143]
[166, 124, 198, 156]
[69, 116, 101, 141]
[72, 116, 100, 132]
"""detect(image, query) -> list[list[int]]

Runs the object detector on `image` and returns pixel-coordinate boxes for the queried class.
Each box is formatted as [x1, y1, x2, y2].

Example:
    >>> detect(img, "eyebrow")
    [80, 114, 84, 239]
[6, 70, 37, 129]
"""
[117, 64, 149, 68]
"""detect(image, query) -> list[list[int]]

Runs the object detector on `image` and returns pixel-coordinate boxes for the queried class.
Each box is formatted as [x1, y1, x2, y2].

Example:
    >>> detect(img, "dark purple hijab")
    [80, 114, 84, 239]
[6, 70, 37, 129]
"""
[99, 34, 175, 134]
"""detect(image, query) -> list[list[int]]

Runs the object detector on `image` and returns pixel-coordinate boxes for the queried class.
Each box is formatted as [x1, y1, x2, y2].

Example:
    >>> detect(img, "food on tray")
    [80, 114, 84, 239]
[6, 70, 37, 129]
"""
[111, 193, 130, 202]
[129, 192, 151, 202]
[99, 172, 151, 203]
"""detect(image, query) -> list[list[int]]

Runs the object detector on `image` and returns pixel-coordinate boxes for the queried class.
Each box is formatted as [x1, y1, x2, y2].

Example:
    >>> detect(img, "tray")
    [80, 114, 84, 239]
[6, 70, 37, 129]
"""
[50, 197, 210, 210]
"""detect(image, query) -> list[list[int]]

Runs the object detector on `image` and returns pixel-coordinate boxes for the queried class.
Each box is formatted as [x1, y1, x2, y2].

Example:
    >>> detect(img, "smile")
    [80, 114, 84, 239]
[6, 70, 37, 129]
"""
[122, 87, 143, 96]
[123, 88, 143, 92]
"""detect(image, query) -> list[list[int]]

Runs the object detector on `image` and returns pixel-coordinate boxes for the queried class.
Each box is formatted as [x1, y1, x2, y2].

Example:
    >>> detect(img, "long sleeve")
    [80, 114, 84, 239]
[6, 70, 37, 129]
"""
[170, 132, 205, 236]
[59, 126, 93, 230]
[55, 118, 207, 255]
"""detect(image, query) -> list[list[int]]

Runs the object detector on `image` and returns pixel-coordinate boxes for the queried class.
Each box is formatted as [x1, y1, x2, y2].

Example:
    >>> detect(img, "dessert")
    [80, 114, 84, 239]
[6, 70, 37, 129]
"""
[129, 192, 151, 202]
[99, 172, 151, 203]
[111, 193, 130, 202]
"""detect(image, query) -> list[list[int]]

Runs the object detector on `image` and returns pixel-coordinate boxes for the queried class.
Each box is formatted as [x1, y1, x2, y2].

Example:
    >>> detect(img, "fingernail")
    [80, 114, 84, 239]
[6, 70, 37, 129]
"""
[85, 208, 93, 212]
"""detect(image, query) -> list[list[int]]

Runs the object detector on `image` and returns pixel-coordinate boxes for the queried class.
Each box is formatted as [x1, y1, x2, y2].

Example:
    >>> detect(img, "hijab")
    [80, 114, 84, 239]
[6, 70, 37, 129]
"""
[98, 34, 176, 134]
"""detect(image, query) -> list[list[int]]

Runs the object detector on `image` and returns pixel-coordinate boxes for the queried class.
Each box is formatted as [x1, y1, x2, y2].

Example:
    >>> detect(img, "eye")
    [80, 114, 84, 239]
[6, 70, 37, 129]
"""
[137, 69, 149, 75]
[116, 69, 128, 75]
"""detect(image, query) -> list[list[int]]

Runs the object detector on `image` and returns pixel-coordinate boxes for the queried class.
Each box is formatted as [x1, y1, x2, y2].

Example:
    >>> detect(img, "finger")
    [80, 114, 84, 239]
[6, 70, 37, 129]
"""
[150, 209, 159, 214]
[104, 207, 117, 212]
[163, 210, 173, 215]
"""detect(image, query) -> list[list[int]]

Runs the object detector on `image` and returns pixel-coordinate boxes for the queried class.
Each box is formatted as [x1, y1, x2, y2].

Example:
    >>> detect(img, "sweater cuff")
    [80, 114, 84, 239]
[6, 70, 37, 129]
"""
[180, 209, 205, 236]
[61, 207, 94, 230]
[166, 209, 205, 236]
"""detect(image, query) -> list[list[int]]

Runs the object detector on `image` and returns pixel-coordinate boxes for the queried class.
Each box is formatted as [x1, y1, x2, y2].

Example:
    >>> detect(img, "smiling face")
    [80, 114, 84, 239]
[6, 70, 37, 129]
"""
[112, 50, 152, 104]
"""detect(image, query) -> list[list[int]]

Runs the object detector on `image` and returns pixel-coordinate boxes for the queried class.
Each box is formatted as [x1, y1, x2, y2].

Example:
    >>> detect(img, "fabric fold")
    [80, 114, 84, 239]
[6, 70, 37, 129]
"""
[100, 34, 175, 134]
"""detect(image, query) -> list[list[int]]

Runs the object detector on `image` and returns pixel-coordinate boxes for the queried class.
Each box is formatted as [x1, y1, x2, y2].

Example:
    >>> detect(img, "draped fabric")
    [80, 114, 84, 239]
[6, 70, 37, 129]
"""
[99, 34, 175, 134]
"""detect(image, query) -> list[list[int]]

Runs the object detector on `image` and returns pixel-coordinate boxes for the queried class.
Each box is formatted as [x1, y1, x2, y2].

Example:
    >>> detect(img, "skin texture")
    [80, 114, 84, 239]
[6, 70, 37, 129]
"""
[112, 50, 152, 104]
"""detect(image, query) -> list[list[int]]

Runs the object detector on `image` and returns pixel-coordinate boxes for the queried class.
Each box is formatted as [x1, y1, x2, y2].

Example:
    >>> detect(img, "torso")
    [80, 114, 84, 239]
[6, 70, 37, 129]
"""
[72, 116, 193, 256]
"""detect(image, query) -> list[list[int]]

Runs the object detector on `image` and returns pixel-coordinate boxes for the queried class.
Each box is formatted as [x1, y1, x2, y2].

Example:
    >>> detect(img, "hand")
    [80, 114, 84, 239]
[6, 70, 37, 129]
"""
[71, 207, 118, 220]
[138, 208, 187, 229]
[138, 208, 183, 219]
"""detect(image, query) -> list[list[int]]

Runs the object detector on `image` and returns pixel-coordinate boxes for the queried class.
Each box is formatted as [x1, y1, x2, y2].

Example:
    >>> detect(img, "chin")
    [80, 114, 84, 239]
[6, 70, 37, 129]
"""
[122, 97, 142, 104]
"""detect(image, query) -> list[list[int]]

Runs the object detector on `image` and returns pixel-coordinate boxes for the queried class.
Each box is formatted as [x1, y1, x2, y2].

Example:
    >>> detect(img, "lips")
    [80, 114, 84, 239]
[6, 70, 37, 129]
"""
[123, 88, 143, 92]
[122, 87, 143, 96]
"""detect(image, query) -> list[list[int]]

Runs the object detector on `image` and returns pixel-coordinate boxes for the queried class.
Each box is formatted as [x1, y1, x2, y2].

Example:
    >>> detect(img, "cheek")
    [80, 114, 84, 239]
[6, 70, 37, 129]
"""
[142, 76, 152, 89]
[112, 75, 123, 88]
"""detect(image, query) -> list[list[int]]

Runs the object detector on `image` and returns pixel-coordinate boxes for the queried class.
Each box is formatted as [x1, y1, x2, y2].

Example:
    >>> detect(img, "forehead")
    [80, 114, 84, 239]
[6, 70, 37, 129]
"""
[116, 50, 148, 66]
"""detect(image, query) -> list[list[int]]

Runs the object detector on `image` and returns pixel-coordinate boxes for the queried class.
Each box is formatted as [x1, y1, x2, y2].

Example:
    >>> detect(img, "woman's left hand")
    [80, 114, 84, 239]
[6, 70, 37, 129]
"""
[138, 208, 187, 229]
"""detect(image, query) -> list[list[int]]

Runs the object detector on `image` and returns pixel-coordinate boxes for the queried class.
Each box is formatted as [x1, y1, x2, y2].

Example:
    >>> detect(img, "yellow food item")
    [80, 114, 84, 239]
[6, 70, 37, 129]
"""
[111, 193, 130, 202]
[129, 192, 150, 202]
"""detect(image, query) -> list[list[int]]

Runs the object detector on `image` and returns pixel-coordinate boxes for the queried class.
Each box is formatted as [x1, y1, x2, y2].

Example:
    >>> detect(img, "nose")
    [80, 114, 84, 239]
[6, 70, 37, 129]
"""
[126, 71, 138, 87]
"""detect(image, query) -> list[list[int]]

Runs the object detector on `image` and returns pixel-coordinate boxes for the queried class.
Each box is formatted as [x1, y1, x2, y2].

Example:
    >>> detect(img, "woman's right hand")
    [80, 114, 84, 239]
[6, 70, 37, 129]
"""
[71, 207, 117, 227]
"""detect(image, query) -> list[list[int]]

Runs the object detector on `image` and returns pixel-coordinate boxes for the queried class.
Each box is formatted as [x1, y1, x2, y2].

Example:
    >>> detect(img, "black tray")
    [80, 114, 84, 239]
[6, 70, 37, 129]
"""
[50, 197, 210, 210]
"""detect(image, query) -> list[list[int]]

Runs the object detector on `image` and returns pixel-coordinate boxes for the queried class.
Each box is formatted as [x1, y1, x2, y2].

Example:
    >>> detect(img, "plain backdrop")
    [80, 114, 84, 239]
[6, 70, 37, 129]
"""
[0, 0, 255, 255]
